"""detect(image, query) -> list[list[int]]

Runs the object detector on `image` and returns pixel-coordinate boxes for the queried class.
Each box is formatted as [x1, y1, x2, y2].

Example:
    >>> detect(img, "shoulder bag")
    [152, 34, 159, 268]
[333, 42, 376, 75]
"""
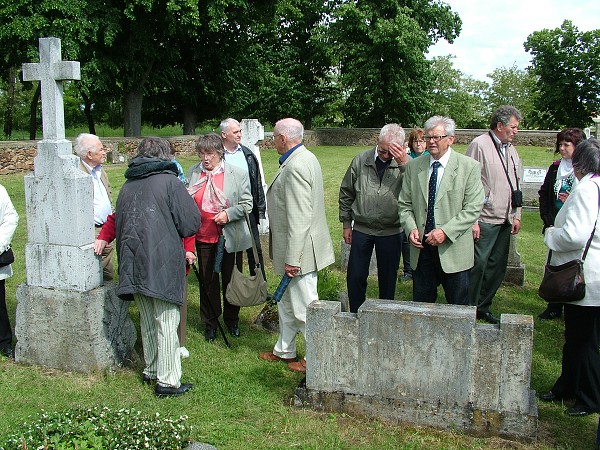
[0, 246, 14, 267]
[226, 212, 268, 307]
[538, 183, 599, 303]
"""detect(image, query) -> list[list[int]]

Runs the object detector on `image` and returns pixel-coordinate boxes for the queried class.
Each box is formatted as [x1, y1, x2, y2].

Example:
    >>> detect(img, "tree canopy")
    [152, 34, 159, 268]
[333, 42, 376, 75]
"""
[524, 20, 600, 129]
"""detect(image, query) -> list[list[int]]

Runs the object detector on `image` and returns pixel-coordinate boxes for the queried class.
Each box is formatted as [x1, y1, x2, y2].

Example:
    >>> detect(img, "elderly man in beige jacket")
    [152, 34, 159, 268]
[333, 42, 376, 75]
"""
[259, 118, 334, 373]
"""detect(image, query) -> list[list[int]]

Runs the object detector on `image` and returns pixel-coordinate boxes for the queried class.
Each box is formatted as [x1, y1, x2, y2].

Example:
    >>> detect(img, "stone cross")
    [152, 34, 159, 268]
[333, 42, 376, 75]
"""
[22, 37, 80, 141]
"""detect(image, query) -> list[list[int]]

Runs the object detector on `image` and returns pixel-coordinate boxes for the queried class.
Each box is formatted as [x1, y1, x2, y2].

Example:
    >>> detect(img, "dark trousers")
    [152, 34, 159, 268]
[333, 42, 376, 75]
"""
[400, 231, 412, 275]
[246, 213, 266, 280]
[0, 279, 12, 354]
[412, 244, 470, 305]
[347, 230, 401, 313]
[196, 242, 241, 330]
[469, 221, 512, 314]
[552, 304, 600, 411]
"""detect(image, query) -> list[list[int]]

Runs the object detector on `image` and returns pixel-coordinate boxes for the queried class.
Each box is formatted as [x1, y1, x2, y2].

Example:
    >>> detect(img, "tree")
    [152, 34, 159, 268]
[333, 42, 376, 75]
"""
[427, 56, 488, 128]
[486, 65, 537, 129]
[524, 20, 600, 129]
[327, 0, 462, 127]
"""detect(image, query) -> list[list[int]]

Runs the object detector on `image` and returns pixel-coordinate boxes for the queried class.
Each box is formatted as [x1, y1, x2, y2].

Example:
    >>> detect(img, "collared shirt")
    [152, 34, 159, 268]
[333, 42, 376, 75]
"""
[427, 148, 452, 192]
[279, 143, 303, 165]
[82, 160, 112, 226]
[223, 144, 248, 172]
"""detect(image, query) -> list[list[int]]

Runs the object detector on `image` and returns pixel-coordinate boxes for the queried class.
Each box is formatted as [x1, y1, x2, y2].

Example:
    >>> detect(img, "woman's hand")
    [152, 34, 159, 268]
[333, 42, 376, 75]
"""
[94, 239, 108, 255]
[214, 211, 229, 226]
[185, 251, 197, 266]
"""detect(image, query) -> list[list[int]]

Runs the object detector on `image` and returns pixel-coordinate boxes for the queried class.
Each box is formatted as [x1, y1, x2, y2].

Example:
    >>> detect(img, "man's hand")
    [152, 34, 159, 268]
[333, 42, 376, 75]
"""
[285, 263, 301, 278]
[408, 228, 423, 249]
[343, 227, 352, 244]
[389, 142, 408, 166]
[512, 218, 521, 235]
[94, 239, 108, 255]
[472, 223, 480, 242]
[424, 228, 447, 246]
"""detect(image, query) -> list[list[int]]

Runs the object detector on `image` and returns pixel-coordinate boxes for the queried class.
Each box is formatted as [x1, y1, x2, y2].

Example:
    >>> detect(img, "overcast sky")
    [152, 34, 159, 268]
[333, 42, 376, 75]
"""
[427, 0, 599, 81]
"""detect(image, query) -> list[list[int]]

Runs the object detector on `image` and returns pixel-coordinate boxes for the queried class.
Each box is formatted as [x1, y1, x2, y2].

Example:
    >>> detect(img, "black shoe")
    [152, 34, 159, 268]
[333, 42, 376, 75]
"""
[142, 373, 156, 385]
[0, 347, 12, 358]
[155, 383, 193, 398]
[540, 391, 559, 402]
[538, 309, 562, 320]
[478, 312, 500, 324]
[227, 325, 240, 337]
[566, 405, 593, 417]
[400, 273, 413, 282]
[204, 328, 217, 342]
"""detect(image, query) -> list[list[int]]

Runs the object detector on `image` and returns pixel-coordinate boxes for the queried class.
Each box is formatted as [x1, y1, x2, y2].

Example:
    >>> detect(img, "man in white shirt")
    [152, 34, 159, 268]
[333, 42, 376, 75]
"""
[76, 133, 114, 280]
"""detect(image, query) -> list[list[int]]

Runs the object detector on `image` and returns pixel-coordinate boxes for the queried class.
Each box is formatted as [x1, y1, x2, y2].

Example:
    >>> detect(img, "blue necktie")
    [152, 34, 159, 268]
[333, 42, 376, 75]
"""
[425, 161, 441, 233]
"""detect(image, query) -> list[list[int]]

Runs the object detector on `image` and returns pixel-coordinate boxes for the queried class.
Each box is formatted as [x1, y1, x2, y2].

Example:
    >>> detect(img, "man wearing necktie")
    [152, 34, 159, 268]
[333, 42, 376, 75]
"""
[399, 116, 484, 305]
[466, 106, 523, 324]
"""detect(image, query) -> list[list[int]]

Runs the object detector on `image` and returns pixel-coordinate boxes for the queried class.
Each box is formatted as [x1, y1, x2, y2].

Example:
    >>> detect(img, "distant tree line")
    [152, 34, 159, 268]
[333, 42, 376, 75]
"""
[0, 0, 597, 138]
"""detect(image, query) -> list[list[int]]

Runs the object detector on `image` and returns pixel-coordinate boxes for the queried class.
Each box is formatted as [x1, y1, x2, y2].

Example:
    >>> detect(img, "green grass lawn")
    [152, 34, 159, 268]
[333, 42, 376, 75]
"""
[0, 145, 595, 449]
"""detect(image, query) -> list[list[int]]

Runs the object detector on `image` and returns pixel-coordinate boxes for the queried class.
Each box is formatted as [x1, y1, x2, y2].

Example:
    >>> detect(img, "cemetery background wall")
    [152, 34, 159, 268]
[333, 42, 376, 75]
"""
[0, 129, 557, 175]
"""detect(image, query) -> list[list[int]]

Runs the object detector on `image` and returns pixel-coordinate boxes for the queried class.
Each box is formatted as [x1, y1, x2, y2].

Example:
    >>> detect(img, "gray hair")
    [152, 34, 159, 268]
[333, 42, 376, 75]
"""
[379, 123, 405, 144]
[219, 118, 240, 133]
[274, 118, 304, 142]
[196, 133, 225, 159]
[572, 138, 600, 176]
[490, 105, 522, 130]
[75, 133, 101, 158]
[135, 137, 173, 160]
[424, 116, 456, 136]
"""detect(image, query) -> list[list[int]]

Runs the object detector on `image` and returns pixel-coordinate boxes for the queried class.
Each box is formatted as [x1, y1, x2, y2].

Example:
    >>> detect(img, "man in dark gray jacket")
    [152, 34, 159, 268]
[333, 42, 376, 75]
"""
[116, 137, 200, 397]
[339, 124, 408, 313]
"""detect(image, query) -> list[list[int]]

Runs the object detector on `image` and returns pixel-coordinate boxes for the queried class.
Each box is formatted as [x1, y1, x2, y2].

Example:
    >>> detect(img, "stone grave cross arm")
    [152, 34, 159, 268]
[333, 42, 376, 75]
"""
[22, 37, 80, 141]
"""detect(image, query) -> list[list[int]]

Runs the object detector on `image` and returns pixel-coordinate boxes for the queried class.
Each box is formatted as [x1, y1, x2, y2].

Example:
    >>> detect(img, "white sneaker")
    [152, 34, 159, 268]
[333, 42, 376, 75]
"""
[179, 347, 190, 359]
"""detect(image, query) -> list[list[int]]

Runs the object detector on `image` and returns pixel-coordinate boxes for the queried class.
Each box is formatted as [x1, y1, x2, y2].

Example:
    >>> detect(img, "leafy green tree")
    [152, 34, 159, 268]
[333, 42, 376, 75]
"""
[328, 0, 461, 127]
[426, 56, 488, 128]
[524, 20, 600, 129]
[487, 65, 537, 129]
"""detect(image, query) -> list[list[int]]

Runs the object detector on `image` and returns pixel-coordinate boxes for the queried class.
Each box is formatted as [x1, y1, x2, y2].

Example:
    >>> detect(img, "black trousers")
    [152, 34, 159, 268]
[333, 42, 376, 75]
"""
[552, 304, 600, 411]
[196, 242, 242, 330]
[412, 244, 470, 305]
[0, 279, 12, 353]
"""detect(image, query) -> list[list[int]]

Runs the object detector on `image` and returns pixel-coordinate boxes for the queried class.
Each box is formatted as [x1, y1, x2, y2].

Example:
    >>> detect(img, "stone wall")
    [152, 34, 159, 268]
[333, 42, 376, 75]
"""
[296, 299, 538, 440]
[0, 129, 554, 175]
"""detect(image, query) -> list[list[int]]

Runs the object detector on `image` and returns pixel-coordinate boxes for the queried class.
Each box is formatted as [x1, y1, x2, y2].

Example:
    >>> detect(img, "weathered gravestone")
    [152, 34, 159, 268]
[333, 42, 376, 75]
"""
[296, 299, 538, 441]
[14, 37, 136, 372]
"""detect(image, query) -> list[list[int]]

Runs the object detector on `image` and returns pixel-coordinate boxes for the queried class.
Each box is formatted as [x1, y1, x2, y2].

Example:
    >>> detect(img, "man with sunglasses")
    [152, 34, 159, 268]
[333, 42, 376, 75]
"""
[339, 124, 408, 313]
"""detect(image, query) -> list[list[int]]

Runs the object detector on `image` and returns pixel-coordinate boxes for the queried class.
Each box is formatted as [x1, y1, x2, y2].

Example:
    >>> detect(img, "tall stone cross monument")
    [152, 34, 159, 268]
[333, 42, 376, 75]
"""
[15, 37, 136, 372]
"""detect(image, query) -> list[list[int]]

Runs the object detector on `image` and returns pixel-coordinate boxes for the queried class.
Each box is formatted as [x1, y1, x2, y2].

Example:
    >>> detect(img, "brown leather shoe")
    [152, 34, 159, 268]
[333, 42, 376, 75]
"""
[288, 359, 306, 373]
[259, 352, 296, 363]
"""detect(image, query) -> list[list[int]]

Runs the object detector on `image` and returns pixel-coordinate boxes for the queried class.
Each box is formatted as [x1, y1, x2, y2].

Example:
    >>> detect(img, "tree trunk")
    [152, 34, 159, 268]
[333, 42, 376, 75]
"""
[3, 67, 16, 138]
[29, 83, 41, 140]
[123, 88, 144, 137]
[79, 88, 96, 135]
[182, 105, 196, 135]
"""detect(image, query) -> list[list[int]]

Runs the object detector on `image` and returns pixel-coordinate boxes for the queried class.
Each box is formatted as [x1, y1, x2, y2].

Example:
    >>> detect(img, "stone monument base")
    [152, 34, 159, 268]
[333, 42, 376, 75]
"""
[295, 386, 538, 441]
[15, 283, 137, 372]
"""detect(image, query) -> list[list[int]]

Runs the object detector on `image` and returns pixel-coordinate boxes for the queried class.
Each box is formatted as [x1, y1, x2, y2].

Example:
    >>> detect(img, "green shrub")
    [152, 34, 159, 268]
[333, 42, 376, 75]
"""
[0, 406, 191, 450]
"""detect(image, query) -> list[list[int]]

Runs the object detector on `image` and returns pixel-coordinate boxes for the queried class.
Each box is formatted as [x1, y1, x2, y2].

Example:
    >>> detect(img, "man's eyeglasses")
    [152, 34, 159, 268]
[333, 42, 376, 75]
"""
[424, 135, 447, 142]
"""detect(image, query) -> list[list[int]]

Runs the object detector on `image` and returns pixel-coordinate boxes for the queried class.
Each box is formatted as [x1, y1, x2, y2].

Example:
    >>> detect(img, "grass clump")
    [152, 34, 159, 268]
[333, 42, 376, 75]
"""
[0, 406, 191, 450]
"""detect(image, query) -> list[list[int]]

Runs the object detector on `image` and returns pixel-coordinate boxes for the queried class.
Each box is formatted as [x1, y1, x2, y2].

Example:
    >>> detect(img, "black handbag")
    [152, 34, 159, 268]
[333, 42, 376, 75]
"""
[0, 246, 14, 267]
[538, 184, 599, 303]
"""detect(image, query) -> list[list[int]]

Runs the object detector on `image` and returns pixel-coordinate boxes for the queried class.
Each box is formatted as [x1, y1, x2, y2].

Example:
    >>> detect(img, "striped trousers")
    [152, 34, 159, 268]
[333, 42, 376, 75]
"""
[135, 293, 181, 388]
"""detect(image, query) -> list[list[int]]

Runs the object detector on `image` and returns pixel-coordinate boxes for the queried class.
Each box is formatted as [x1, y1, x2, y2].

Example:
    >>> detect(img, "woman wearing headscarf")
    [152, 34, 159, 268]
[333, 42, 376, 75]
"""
[540, 138, 600, 416]
[0, 184, 18, 359]
[186, 133, 252, 342]
[537, 128, 586, 320]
